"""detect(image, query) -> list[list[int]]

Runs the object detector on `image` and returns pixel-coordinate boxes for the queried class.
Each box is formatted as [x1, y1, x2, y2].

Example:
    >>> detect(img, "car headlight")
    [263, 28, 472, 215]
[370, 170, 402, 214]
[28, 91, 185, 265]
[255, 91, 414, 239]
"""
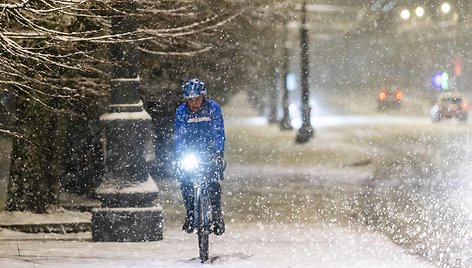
[181, 153, 199, 171]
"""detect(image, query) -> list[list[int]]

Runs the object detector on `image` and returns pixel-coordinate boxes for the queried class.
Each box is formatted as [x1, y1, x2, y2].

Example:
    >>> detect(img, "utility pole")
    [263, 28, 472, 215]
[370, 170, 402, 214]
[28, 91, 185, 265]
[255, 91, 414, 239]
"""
[296, 0, 314, 143]
[91, 0, 163, 242]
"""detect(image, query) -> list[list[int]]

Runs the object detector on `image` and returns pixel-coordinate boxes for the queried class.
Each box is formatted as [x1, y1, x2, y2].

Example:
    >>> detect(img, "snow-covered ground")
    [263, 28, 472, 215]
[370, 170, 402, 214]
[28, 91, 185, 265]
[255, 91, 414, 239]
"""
[0, 161, 434, 267]
[0, 222, 433, 268]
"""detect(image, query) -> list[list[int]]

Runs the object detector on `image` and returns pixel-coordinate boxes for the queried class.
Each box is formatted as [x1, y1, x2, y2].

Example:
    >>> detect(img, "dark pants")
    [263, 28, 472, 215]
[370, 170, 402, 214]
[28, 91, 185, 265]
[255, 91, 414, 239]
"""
[180, 179, 222, 219]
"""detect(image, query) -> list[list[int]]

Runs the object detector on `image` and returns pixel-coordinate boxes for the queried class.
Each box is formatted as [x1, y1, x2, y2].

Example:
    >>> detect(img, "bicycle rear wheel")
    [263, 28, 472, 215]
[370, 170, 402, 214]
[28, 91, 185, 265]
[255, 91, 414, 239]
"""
[197, 194, 210, 263]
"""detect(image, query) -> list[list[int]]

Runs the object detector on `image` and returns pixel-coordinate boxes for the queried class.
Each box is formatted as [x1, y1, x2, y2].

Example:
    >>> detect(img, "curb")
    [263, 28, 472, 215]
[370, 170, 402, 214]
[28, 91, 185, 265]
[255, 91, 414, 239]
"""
[0, 222, 91, 234]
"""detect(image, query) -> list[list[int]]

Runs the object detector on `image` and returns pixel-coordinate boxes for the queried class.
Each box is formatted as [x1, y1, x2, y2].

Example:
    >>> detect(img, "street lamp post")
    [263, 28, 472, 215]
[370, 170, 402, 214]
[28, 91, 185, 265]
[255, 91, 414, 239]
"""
[268, 66, 279, 124]
[91, 0, 163, 242]
[296, 0, 314, 143]
[280, 18, 293, 131]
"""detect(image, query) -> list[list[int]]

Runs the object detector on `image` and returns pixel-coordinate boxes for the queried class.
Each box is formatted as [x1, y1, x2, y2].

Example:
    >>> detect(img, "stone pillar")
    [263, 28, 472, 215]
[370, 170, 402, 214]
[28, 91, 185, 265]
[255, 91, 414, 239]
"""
[91, 0, 163, 242]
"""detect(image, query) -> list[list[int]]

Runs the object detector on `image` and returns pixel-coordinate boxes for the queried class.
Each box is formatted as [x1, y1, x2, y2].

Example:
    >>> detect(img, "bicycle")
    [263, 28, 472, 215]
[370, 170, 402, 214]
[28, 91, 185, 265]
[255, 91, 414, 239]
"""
[179, 152, 224, 263]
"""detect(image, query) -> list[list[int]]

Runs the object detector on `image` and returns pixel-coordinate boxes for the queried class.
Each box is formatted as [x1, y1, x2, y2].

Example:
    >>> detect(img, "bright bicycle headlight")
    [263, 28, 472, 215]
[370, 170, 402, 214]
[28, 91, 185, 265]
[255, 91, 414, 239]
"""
[181, 153, 199, 171]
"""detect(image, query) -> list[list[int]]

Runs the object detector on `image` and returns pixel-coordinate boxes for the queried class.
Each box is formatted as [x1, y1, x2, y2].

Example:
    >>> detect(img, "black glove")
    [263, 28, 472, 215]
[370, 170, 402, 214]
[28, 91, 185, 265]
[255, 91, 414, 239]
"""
[214, 151, 226, 171]
[215, 151, 224, 159]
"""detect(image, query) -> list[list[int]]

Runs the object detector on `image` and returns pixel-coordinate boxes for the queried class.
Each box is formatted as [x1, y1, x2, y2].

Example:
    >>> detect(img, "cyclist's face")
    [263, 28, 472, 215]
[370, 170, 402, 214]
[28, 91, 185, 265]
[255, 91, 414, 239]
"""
[187, 95, 203, 112]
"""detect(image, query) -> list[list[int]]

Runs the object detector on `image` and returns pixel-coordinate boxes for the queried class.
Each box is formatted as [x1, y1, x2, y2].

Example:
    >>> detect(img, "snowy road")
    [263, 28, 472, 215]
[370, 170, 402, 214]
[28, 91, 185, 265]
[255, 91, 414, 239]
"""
[0, 223, 432, 268]
[0, 161, 436, 268]
[225, 114, 432, 129]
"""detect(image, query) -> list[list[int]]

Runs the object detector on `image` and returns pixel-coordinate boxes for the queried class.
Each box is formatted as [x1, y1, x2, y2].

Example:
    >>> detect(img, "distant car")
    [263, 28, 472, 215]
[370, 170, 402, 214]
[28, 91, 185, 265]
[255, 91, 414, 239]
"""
[430, 91, 470, 122]
[377, 87, 402, 110]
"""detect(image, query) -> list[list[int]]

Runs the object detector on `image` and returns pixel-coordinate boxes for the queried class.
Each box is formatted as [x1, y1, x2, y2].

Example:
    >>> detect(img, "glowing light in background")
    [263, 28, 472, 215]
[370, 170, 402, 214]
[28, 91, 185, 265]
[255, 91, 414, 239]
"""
[432, 72, 443, 89]
[441, 72, 449, 90]
[432, 72, 449, 90]
[415, 6, 425, 17]
[441, 2, 451, 14]
[286, 72, 297, 92]
[400, 9, 410, 20]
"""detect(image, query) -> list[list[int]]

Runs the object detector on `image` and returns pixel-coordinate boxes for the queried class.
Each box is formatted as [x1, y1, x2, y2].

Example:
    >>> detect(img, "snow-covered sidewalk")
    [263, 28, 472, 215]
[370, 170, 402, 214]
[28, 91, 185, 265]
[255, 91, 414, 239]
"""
[0, 222, 433, 268]
[0, 162, 434, 267]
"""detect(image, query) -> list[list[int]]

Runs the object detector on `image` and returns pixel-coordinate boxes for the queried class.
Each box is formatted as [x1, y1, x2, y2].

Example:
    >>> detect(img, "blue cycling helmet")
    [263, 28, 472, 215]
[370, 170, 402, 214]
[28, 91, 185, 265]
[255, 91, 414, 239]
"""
[182, 78, 206, 99]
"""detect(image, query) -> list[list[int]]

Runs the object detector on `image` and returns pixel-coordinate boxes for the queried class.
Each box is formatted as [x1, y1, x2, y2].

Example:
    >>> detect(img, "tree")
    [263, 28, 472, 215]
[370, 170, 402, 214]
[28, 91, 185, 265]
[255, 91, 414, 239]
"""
[1, 0, 289, 212]
[1, 0, 241, 212]
[2, 0, 112, 212]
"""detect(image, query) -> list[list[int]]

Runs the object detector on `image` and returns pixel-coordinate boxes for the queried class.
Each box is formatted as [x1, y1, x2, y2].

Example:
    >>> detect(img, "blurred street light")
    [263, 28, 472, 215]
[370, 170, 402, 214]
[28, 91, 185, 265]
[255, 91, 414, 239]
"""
[441, 3, 451, 14]
[400, 9, 410, 20]
[415, 7, 425, 17]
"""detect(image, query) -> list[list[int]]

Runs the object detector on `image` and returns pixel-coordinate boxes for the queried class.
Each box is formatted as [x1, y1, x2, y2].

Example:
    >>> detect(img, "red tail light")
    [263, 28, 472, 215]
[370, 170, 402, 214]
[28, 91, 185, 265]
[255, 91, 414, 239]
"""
[461, 101, 470, 110]
[378, 89, 387, 101]
[394, 89, 402, 101]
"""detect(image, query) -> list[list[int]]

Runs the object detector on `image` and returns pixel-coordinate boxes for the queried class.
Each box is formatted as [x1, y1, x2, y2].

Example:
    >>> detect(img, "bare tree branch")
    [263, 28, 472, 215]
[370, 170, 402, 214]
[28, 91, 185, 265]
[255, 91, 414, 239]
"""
[137, 45, 213, 56]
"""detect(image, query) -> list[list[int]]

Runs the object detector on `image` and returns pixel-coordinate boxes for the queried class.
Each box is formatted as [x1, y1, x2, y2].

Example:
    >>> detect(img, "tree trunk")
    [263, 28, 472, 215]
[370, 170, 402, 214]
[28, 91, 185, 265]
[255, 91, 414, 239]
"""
[61, 96, 104, 197]
[6, 98, 61, 213]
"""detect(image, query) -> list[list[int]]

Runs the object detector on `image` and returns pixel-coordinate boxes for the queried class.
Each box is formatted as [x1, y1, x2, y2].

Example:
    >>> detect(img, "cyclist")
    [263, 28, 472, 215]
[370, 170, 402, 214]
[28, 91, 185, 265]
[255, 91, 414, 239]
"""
[175, 78, 226, 235]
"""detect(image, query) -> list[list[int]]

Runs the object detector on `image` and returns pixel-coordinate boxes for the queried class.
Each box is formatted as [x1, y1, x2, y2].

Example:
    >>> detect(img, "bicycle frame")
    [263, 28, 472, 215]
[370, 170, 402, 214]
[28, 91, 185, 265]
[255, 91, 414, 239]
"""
[193, 174, 211, 263]
[180, 152, 214, 263]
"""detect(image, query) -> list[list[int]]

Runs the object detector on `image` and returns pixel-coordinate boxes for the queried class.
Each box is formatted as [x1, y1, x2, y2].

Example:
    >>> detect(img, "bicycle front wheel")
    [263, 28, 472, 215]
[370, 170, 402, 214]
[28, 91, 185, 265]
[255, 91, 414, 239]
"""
[197, 194, 210, 263]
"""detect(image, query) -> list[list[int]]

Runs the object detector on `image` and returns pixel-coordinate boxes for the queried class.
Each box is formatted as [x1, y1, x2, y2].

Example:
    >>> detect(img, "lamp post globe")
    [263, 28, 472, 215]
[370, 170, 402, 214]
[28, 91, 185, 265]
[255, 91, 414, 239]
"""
[441, 3, 451, 14]
[400, 9, 410, 20]
[415, 7, 425, 17]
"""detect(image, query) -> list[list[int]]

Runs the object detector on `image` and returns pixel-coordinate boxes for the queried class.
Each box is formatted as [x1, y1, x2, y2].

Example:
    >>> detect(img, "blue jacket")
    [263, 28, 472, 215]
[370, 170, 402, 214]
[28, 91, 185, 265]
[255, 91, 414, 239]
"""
[175, 99, 225, 158]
